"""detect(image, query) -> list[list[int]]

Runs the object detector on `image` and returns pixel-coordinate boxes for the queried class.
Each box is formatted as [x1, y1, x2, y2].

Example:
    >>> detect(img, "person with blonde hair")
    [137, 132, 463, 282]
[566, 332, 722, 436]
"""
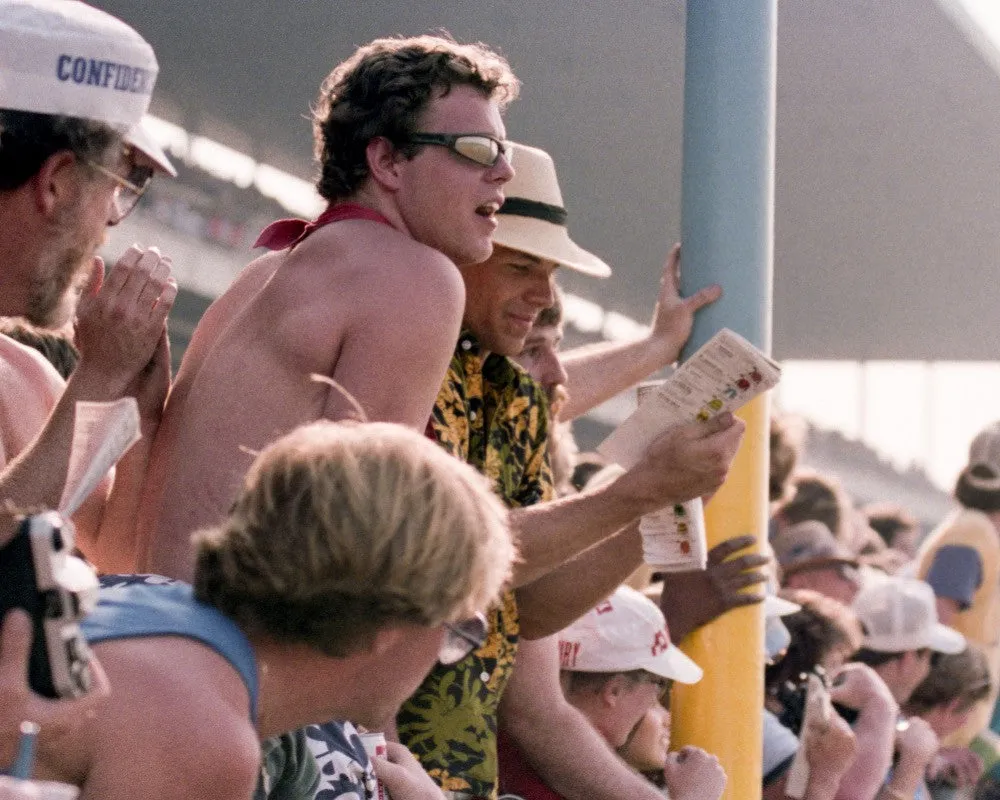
[27, 421, 513, 800]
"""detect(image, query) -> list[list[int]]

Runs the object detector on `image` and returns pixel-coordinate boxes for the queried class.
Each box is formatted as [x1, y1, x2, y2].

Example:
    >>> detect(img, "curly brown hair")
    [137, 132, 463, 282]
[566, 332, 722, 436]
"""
[312, 34, 519, 203]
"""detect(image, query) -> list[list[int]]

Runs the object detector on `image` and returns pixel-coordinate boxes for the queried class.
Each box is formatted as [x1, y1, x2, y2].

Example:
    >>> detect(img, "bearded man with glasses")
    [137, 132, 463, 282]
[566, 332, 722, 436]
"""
[0, 0, 177, 570]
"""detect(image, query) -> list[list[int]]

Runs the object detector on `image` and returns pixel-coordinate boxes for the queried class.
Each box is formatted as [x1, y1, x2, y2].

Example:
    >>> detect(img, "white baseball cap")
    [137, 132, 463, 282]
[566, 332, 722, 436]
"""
[853, 577, 966, 655]
[765, 592, 801, 619]
[0, 0, 174, 175]
[558, 585, 703, 684]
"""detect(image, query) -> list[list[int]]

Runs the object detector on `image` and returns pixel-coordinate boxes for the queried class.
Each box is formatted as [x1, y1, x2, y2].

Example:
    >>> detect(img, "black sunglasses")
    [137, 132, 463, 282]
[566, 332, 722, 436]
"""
[85, 146, 154, 225]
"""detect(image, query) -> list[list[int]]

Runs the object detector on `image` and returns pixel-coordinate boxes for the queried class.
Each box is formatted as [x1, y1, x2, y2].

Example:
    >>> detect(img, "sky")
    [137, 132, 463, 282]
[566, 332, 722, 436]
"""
[939, 0, 1000, 72]
[776, 361, 1000, 490]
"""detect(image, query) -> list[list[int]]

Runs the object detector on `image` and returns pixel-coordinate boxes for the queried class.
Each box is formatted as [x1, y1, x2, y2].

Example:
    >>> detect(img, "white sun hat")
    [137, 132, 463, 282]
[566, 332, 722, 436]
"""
[0, 0, 174, 175]
[125, 117, 176, 176]
[494, 142, 612, 278]
[558, 585, 702, 684]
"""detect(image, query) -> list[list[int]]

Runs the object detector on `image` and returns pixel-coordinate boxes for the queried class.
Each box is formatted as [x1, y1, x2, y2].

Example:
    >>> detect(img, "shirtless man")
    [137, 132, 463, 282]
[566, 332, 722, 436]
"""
[137, 36, 519, 579]
[0, 0, 177, 566]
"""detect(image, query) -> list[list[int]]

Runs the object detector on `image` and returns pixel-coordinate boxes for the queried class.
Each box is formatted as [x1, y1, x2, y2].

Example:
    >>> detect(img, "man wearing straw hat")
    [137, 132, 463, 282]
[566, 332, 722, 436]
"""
[0, 0, 178, 566]
[397, 141, 745, 799]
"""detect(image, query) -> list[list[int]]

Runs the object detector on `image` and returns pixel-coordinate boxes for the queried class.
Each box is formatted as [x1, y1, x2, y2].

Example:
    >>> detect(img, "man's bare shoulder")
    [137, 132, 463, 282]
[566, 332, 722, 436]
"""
[288, 221, 464, 300]
[75, 637, 261, 799]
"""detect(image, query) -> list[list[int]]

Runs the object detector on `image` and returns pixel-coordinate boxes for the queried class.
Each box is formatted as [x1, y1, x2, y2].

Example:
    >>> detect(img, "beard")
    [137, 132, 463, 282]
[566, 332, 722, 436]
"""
[25, 205, 98, 328]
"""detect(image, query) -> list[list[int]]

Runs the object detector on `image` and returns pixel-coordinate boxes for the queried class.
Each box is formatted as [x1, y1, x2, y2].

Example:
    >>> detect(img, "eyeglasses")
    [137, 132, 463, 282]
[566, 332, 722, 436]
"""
[407, 133, 510, 168]
[657, 678, 674, 711]
[439, 612, 488, 665]
[639, 672, 671, 692]
[85, 149, 154, 225]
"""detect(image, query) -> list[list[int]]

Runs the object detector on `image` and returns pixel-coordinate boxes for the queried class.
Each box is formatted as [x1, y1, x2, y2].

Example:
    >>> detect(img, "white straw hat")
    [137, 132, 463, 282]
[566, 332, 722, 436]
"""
[494, 142, 612, 278]
[0, 0, 174, 175]
[558, 585, 702, 684]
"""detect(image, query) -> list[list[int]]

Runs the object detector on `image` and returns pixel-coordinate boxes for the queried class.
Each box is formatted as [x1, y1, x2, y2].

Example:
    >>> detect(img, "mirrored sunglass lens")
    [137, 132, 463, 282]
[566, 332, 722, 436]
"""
[438, 635, 469, 665]
[454, 136, 498, 166]
[438, 616, 487, 664]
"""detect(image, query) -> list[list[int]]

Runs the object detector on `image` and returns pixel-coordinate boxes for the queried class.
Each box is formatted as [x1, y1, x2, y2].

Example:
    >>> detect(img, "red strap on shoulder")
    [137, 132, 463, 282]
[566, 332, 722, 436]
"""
[253, 203, 395, 250]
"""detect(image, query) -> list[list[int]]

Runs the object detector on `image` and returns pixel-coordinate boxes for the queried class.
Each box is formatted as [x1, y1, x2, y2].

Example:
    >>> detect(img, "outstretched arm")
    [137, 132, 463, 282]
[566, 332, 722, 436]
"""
[558, 244, 721, 421]
[509, 413, 744, 590]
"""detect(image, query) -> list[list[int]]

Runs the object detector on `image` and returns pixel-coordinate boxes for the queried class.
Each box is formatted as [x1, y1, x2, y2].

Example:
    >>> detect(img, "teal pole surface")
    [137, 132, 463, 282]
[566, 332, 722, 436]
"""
[680, 0, 777, 356]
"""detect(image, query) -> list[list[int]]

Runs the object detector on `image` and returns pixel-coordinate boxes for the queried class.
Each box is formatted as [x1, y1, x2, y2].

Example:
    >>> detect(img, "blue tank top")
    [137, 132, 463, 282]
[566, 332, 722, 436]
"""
[81, 577, 259, 722]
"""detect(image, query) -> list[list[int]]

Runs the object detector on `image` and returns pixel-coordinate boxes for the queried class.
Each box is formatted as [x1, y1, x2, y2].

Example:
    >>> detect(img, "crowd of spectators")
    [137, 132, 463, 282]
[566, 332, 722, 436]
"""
[1, 3, 999, 800]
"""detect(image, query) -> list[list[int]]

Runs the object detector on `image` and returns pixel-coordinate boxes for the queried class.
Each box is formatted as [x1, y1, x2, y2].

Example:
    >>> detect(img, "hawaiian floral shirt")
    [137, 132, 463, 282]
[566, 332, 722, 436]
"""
[397, 330, 554, 799]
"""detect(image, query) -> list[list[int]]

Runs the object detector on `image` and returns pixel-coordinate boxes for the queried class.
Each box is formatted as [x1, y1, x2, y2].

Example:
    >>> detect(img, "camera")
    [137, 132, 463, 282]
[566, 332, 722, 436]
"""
[0, 512, 99, 697]
[777, 666, 859, 735]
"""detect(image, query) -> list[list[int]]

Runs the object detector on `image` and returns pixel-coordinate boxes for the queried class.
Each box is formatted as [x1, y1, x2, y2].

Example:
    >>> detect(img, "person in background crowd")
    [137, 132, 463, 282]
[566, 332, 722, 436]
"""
[770, 415, 806, 508]
[773, 471, 850, 542]
[917, 421, 1000, 750]
[499, 586, 726, 800]
[772, 520, 863, 605]
[866, 502, 923, 560]
[852, 578, 967, 800]
[765, 589, 864, 693]
[905, 645, 992, 793]
[763, 589, 898, 800]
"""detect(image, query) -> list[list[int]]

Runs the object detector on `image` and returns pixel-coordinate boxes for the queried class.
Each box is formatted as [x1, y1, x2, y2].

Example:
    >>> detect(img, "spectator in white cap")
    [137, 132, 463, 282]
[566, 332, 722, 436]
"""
[916, 420, 1000, 750]
[499, 585, 726, 800]
[0, 0, 177, 569]
[762, 588, 899, 800]
[853, 577, 967, 800]
[853, 577, 966, 705]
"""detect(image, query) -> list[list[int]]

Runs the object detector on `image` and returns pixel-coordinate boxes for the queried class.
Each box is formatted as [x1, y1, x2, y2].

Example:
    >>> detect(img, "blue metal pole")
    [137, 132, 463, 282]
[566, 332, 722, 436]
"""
[670, 4, 776, 800]
[681, 0, 776, 357]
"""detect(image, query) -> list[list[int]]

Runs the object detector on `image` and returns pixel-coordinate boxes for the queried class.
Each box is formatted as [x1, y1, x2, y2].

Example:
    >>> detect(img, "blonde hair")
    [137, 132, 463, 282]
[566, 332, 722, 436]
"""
[193, 421, 514, 656]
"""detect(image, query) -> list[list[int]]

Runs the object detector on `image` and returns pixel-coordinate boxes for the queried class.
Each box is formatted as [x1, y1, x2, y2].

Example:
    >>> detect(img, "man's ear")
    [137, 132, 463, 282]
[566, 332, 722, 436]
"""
[31, 151, 80, 218]
[600, 674, 628, 707]
[366, 136, 406, 192]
